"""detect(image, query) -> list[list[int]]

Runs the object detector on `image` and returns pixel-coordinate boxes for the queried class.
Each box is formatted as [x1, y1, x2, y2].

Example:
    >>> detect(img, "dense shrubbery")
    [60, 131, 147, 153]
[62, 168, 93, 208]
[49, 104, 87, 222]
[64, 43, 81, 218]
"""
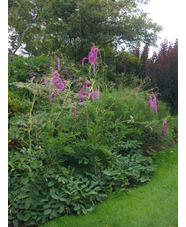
[8, 46, 177, 226]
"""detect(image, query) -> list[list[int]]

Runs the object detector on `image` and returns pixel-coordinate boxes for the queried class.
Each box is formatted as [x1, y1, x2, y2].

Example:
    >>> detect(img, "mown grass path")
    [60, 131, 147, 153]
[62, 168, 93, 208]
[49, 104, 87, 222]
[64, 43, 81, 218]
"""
[43, 144, 178, 227]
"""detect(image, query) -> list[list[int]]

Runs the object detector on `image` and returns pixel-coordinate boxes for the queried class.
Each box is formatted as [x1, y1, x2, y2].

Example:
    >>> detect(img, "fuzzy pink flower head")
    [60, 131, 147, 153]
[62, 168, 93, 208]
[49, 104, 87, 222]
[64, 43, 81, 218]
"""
[81, 44, 98, 74]
[153, 96, 158, 114]
[88, 45, 98, 65]
[162, 120, 167, 140]
[82, 57, 87, 68]
[85, 92, 90, 101]
[62, 79, 66, 87]
[59, 84, 65, 92]
[55, 70, 60, 80]
[93, 91, 97, 99]
[78, 91, 83, 104]
[50, 92, 54, 104]
[58, 78, 65, 92]
[81, 80, 90, 91]
[50, 67, 54, 76]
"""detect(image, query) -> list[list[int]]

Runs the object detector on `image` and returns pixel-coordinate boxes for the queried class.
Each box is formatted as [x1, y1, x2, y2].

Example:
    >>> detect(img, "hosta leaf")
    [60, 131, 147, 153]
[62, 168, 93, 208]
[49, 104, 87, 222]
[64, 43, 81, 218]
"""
[59, 205, 65, 213]
[63, 147, 76, 153]
[21, 177, 29, 185]
[44, 209, 51, 215]
[13, 219, 18, 227]
[25, 198, 31, 209]
[17, 213, 23, 221]
[48, 181, 54, 187]
[72, 195, 81, 201]
[17, 194, 29, 199]
[43, 204, 51, 209]
[23, 213, 31, 221]
[82, 208, 87, 214]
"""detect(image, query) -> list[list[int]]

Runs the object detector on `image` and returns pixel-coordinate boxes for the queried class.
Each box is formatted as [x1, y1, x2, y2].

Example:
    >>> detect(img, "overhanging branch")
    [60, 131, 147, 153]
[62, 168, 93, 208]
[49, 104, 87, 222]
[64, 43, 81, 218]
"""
[13, 25, 32, 55]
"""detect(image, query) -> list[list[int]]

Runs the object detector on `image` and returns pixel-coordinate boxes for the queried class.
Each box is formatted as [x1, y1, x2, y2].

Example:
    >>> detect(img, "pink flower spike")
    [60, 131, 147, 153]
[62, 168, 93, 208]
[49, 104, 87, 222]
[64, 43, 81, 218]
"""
[59, 83, 65, 92]
[82, 80, 90, 91]
[57, 58, 60, 71]
[88, 45, 98, 66]
[82, 57, 87, 68]
[62, 79, 66, 87]
[59, 78, 62, 87]
[54, 70, 60, 79]
[153, 96, 158, 114]
[78, 91, 83, 103]
[74, 105, 77, 117]
[93, 91, 97, 99]
[85, 92, 90, 101]
[162, 121, 167, 140]
[50, 92, 54, 104]
[50, 67, 54, 76]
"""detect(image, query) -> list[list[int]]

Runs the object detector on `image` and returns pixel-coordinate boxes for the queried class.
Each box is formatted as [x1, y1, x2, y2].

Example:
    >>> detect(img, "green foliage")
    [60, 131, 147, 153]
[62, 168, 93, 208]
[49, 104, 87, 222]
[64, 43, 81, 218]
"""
[8, 53, 177, 226]
[102, 47, 142, 85]
[9, 145, 156, 226]
[8, 91, 30, 151]
[8, 55, 54, 83]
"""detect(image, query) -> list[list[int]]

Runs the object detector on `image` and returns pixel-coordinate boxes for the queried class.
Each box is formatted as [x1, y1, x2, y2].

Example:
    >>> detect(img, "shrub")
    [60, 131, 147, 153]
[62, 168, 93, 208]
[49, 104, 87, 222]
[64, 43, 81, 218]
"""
[8, 91, 31, 151]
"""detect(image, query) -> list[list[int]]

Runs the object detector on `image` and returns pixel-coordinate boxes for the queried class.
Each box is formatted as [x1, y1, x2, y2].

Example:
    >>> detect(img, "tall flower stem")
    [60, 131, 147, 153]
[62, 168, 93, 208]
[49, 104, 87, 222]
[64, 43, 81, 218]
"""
[28, 93, 36, 152]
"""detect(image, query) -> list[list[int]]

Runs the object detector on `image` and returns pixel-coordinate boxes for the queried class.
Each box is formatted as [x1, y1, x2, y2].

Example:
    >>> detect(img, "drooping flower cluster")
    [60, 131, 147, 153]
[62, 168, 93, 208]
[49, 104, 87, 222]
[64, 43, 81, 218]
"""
[82, 44, 98, 75]
[149, 92, 157, 114]
[50, 67, 65, 92]
[50, 92, 54, 105]
[42, 59, 66, 104]
[74, 80, 100, 117]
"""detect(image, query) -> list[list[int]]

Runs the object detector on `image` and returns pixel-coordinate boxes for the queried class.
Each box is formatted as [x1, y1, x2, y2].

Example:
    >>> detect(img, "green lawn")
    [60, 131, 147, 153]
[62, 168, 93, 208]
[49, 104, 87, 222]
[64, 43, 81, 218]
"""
[42, 144, 178, 227]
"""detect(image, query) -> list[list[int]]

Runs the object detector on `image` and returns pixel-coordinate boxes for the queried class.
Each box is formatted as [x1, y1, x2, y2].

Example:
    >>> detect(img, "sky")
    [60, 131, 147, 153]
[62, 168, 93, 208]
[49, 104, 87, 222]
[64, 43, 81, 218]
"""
[141, 0, 179, 55]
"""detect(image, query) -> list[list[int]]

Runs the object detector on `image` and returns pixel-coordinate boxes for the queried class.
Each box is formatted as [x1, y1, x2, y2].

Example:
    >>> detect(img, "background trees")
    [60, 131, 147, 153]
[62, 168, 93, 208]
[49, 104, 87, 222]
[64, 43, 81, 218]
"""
[8, 0, 162, 59]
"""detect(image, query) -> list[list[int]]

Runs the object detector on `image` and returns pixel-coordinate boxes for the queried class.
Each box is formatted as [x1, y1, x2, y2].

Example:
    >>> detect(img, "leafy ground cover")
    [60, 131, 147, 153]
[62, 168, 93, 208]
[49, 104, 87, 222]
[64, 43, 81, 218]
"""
[42, 143, 178, 227]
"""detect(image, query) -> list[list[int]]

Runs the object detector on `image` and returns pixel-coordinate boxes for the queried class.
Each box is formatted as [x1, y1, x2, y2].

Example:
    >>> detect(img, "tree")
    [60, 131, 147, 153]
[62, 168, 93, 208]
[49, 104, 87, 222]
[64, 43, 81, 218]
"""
[8, 0, 162, 59]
